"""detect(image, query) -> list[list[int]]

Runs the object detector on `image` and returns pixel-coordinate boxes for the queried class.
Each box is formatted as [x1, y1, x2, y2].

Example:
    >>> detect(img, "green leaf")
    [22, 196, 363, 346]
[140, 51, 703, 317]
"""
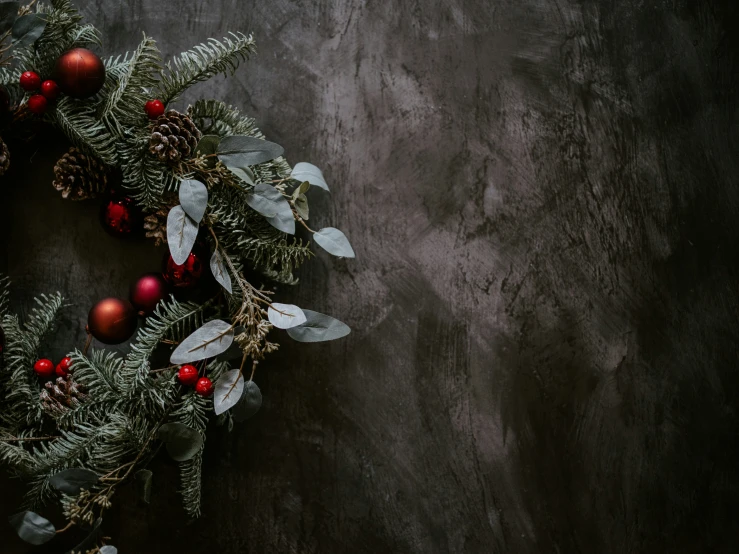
[169, 319, 234, 364]
[49, 468, 99, 495]
[217, 136, 284, 167]
[179, 179, 208, 224]
[292, 180, 310, 199]
[268, 303, 307, 330]
[8, 511, 55, 546]
[0, 2, 19, 34]
[245, 184, 295, 234]
[166, 206, 199, 265]
[287, 310, 351, 343]
[291, 162, 329, 191]
[294, 194, 309, 220]
[134, 469, 153, 504]
[213, 369, 244, 416]
[210, 250, 232, 294]
[195, 135, 220, 168]
[11, 13, 46, 47]
[314, 227, 355, 258]
[227, 166, 254, 186]
[233, 381, 262, 422]
[158, 423, 203, 462]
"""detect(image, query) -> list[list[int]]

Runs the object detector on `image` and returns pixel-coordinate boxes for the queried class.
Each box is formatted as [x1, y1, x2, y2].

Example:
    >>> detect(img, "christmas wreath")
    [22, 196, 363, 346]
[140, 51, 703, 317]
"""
[0, 1, 354, 551]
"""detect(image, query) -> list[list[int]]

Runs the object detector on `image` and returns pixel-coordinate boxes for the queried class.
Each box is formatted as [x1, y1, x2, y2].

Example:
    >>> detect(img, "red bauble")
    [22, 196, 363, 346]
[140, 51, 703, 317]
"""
[19, 71, 41, 91]
[162, 250, 206, 290]
[195, 377, 214, 397]
[88, 297, 138, 345]
[145, 99, 165, 119]
[54, 48, 105, 99]
[177, 365, 200, 386]
[40, 80, 60, 100]
[33, 359, 54, 378]
[130, 273, 170, 315]
[56, 356, 73, 377]
[100, 195, 142, 238]
[27, 94, 47, 114]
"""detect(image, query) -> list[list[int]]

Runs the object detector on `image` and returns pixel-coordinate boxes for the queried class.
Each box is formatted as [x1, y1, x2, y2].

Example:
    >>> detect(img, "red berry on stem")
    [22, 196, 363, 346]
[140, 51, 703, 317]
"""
[40, 80, 60, 100]
[27, 94, 47, 114]
[145, 99, 165, 119]
[195, 377, 214, 397]
[177, 365, 200, 386]
[33, 359, 54, 378]
[20, 71, 41, 91]
[56, 356, 73, 377]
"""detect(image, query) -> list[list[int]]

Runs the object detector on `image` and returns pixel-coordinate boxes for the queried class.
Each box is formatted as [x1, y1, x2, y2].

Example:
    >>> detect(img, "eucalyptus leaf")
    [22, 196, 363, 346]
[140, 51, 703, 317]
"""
[291, 162, 330, 191]
[294, 194, 309, 220]
[314, 227, 355, 258]
[287, 310, 351, 343]
[210, 250, 232, 294]
[179, 179, 208, 224]
[8, 511, 55, 546]
[65, 518, 102, 554]
[11, 13, 46, 47]
[213, 369, 245, 415]
[49, 468, 99, 495]
[268, 303, 307, 330]
[166, 205, 198, 265]
[217, 136, 284, 167]
[195, 135, 220, 168]
[100, 547, 118, 554]
[227, 166, 254, 186]
[233, 380, 262, 422]
[134, 469, 153, 504]
[292, 180, 310, 199]
[0, 2, 19, 34]
[157, 422, 203, 462]
[170, 319, 234, 364]
[246, 184, 295, 234]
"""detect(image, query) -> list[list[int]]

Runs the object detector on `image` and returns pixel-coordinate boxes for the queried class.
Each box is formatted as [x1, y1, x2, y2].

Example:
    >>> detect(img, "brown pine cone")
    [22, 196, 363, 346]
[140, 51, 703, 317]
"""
[149, 110, 202, 165]
[40, 374, 86, 415]
[0, 137, 10, 177]
[52, 147, 108, 200]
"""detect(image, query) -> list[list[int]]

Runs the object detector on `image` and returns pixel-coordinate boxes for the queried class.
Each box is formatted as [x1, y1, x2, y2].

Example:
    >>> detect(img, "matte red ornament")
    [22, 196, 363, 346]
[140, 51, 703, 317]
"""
[54, 48, 106, 99]
[19, 71, 41, 91]
[33, 359, 54, 378]
[40, 80, 60, 100]
[162, 250, 206, 290]
[27, 94, 47, 114]
[130, 273, 170, 315]
[195, 377, 214, 397]
[100, 194, 142, 238]
[56, 356, 73, 377]
[87, 297, 138, 345]
[177, 365, 200, 386]
[145, 99, 165, 119]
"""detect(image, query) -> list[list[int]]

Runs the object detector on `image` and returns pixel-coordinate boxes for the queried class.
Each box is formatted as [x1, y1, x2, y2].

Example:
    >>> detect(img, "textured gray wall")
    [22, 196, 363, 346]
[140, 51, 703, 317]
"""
[3, 0, 739, 552]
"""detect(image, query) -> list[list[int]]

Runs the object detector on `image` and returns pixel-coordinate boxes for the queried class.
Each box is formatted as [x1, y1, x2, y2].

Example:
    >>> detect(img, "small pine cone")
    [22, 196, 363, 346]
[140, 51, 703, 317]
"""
[0, 138, 10, 177]
[143, 194, 177, 245]
[52, 147, 108, 200]
[149, 110, 202, 165]
[40, 374, 86, 415]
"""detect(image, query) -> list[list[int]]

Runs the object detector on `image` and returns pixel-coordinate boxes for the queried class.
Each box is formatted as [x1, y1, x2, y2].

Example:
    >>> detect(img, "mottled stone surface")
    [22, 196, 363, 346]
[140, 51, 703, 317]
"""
[2, 0, 739, 552]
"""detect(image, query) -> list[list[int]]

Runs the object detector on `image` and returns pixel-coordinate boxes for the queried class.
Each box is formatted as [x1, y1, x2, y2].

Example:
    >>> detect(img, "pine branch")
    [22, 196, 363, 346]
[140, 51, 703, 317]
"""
[118, 133, 177, 210]
[52, 97, 118, 165]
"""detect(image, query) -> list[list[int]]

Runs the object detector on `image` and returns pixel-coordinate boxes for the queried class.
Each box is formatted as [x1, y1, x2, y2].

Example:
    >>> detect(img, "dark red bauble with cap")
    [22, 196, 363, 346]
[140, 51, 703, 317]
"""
[88, 297, 138, 345]
[54, 48, 106, 99]
[100, 194, 142, 238]
[162, 249, 206, 290]
[130, 273, 170, 315]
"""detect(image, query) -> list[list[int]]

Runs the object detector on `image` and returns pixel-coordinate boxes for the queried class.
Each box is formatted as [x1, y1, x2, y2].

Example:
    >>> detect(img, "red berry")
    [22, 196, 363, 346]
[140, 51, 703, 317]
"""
[33, 359, 54, 378]
[27, 94, 47, 114]
[40, 80, 60, 100]
[56, 356, 73, 377]
[177, 364, 199, 386]
[144, 99, 165, 119]
[19, 71, 41, 91]
[195, 377, 214, 397]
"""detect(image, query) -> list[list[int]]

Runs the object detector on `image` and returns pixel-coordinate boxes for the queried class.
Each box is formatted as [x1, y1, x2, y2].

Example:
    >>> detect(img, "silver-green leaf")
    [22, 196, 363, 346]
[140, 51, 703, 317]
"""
[49, 468, 99, 495]
[166, 205, 199, 265]
[291, 162, 329, 191]
[100, 546, 118, 554]
[246, 184, 295, 234]
[287, 310, 351, 343]
[233, 380, 262, 422]
[294, 194, 309, 220]
[227, 166, 255, 186]
[8, 511, 55, 546]
[157, 422, 203, 462]
[213, 369, 245, 415]
[11, 13, 46, 47]
[217, 136, 284, 167]
[268, 303, 307, 330]
[314, 227, 355, 258]
[170, 319, 234, 364]
[210, 250, 232, 294]
[179, 179, 208, 224]
[134, 469, 153, 504]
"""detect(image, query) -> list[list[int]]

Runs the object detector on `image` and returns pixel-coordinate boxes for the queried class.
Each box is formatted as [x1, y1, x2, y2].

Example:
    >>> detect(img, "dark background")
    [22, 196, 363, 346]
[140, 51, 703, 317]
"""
[3, 0, 739, 552]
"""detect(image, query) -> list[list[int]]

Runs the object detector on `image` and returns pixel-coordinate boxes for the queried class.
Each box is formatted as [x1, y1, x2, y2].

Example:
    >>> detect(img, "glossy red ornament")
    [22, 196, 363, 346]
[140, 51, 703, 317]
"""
[33, 359, 54, 378]
[162, 250, 206, 290]
[100, 194, 142, 238]
[56, 356, 73, 377]
[130, 273, 170, 315]
[19, 71, 41, 91]
[54, 48, 105, 99]
[145, 99, 165, 119]
[195, 377, 214, 397]
[27, 94, 47, 114]
[88, 297, 138, 345]
[177, 365, 200, 386]
[40, 80, 60, 100]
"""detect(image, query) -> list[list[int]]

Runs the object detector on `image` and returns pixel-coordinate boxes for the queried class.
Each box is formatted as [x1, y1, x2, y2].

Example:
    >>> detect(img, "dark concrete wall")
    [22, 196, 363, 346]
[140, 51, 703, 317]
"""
[2, 0, 739, 552]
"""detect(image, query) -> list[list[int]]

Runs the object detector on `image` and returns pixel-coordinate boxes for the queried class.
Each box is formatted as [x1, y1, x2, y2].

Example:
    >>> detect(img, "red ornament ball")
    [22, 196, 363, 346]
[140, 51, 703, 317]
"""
[54, 48, 105, 99]
[88, 297, 138, 345]
[130, 273, 170, 315]
[195, 377, 214, 397]
[27, 94, 47, 114]
[33, 359, 54, 378]
[162, 250, 206, 290]
[19, 71, 41, 91]
[145, 99, 165, 119]
[100, 194, 142, 238]
[177, 365, 200, 386]
[56, 356, 73, 377]
[40, 79, 60, 100]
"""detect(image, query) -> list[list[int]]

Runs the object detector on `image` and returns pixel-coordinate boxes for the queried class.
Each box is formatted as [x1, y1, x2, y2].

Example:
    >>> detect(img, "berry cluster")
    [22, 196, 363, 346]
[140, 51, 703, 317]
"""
[177, 364, 213, 397]
[19, 71, 60, 114]
[33, 356, 73, 379]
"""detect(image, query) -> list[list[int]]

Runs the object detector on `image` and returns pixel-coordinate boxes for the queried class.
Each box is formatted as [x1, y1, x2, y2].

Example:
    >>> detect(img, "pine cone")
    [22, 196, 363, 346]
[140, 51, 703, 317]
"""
[0, 137, 10, 177]
[40, 374, 86, 415]
[149, 110, 202, 165]
[52, 147, 108, 200]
